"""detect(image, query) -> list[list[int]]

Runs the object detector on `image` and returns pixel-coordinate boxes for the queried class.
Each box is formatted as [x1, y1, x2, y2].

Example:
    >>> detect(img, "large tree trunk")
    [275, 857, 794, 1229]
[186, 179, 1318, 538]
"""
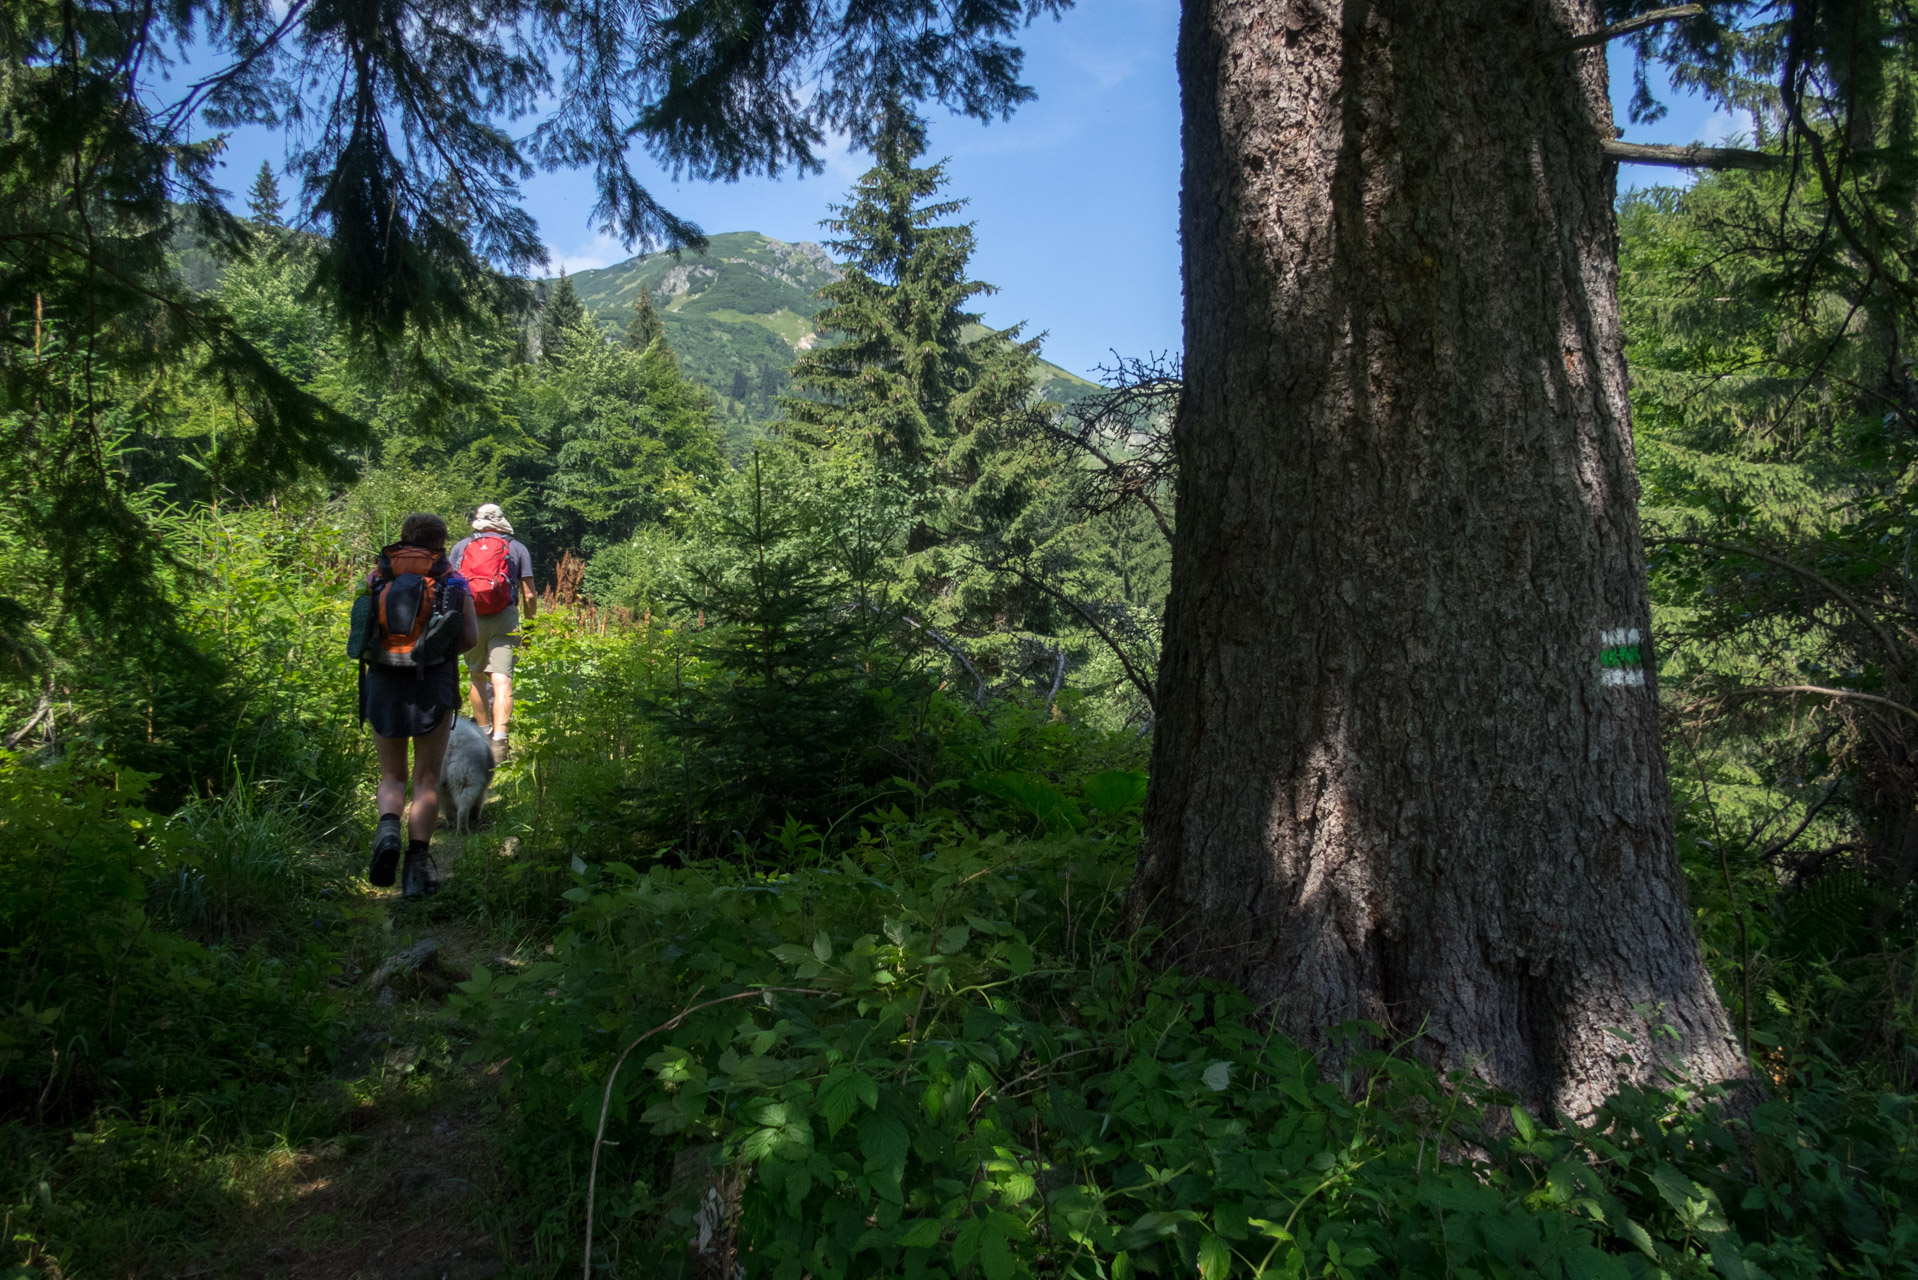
[1136, 0, 1745, 1116]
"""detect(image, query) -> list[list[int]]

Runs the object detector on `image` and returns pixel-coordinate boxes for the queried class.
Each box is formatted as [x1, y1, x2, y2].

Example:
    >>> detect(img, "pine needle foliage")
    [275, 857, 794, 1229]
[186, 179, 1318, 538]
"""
[531, 317, 724, 553]
[245, 163, 285, 232]
[782, 110, 1038, 480]
[661, 448, 918, 850]
[1609, 12, 1918, 1090]
[1621, 161, 1918, 1084]
[1, 0, 1070, 686]
[625, 284, 668, 352]
[538, 271, 587, 365]
[1615, 3, 1918, 337]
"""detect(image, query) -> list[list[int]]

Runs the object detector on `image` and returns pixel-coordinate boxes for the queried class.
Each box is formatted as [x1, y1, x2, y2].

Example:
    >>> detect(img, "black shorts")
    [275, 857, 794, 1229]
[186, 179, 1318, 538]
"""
[359, 660, 460, 739]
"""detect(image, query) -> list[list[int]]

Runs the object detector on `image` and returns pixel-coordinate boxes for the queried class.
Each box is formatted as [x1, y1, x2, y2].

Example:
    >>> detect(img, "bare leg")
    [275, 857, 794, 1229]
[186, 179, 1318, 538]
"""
[407, 716, 454, 842]
[489, 672, 513, 737]
[467, 661, 491, 723]
[374, 732, 411, 817]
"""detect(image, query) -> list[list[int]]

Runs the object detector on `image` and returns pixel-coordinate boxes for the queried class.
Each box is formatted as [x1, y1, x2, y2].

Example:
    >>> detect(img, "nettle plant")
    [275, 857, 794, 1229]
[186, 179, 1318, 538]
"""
[459, 786, 1918, 1280]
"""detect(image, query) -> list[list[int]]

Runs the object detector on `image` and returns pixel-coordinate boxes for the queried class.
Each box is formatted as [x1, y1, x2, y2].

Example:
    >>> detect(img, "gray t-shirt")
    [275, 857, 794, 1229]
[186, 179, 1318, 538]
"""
[449, 535, 534, 586]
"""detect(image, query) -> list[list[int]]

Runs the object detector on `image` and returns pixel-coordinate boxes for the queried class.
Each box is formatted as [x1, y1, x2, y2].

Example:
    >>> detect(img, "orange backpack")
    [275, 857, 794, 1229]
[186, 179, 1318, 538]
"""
[352, 545, 464, 669]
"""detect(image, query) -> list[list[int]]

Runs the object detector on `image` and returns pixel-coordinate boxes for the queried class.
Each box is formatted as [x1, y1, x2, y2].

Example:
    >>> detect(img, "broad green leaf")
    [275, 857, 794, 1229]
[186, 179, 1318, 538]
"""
[1566, 1244, 1630, 1280]
[980, 1227, 1016, 1280]
[859, 1109, 910, 1174]
[812, 930, 833, 963]
[1198, 1232, 1232, 1280]
[1709, 1238, 1751, 1280]
[818, 1068, 869, 1135]
[953, 1216, 989, 1270]
[1615, 1216, 1657, 1260]
[1084, 769, 1148, 813]
[1650, 1165, 1705, 1215]
[1203, 1060, 1231, 1092]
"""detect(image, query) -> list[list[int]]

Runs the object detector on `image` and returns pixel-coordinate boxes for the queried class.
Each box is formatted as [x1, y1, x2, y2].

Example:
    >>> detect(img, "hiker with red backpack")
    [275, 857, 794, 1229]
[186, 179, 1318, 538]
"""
[448, 503, 537, 760]
[347, 513, 480, 898]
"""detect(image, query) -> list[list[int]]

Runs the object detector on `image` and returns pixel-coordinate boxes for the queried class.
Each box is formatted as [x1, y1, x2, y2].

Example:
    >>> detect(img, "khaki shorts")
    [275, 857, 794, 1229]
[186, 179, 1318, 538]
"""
[465, 604, 519, 680]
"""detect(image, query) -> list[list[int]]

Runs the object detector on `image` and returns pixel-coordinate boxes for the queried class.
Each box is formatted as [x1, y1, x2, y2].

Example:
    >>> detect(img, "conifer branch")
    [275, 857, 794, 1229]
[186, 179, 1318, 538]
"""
[1601, 140, 1780, 170]
[1721, 685, 1918, 727]
[1547, 6, 1705, 56]
[890, 608, 989, 703]
[964, 553, 1158, 712]
[1652, 536, 1904, 671]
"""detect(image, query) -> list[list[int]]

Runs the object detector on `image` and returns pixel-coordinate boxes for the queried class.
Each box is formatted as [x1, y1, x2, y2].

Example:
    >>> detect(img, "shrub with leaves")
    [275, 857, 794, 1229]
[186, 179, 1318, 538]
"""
[461, 776, 1918, 1278]
[0, 752, 335, 1123]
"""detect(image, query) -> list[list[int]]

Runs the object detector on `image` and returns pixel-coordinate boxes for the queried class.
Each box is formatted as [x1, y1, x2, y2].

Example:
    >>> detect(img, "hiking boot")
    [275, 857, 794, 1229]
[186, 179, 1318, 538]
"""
[401, 842, 439, 900]
[490, 734, 511, 763]
[369, 814, 403, 887]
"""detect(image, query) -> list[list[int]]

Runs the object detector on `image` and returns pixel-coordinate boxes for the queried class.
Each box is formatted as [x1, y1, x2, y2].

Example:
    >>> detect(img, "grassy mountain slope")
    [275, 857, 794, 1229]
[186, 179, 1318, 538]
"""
[565, 231, 1100, 445]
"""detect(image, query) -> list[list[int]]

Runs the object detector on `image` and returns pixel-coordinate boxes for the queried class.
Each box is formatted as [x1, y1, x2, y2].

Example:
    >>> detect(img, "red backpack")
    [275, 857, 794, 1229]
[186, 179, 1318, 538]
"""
[462, 535, 516, 616]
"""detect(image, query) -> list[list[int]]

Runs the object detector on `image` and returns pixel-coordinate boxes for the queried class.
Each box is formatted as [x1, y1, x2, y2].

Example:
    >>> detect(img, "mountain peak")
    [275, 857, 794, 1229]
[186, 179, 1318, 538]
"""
[562, 231, 1097, 442]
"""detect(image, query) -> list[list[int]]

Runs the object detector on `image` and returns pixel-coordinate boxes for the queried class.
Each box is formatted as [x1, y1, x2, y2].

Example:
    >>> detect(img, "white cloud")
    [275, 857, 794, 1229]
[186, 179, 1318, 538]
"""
[813, 130, 865, 184]
[1699, 108, 1751, 148]
[544, 230, 633, 276]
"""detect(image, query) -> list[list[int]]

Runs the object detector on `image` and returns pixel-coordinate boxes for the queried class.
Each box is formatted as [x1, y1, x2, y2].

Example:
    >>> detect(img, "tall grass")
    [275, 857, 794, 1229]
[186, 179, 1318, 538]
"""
[151, 780, 350, 945]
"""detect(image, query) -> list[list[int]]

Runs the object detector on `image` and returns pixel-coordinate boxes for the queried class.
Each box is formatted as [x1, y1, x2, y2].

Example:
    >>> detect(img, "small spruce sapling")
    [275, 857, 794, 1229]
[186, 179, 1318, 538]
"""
[662, 448, 912, 852]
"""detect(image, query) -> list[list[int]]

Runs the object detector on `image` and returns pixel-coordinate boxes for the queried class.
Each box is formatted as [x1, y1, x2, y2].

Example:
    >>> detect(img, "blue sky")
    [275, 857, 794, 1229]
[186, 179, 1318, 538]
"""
[203, 5, 1736, 381]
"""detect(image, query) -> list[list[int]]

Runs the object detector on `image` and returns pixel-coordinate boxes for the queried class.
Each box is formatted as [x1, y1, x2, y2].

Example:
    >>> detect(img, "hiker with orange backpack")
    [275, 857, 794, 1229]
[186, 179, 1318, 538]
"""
[347, 513, 480, 898]
[448, 503, 536, 760]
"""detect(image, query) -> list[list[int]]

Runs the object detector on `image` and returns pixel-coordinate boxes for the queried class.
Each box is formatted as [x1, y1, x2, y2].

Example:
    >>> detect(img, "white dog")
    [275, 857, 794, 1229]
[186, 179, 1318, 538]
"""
[438, 715, 495, 833]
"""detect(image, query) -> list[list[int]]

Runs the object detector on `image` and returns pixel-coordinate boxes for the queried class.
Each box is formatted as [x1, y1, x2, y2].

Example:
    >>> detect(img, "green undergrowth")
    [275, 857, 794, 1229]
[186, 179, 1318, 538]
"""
[0, 750, 509, 1275]
[6, 607, 1918, 1279]
[460, 784, 1918, 1280]
[0, 753, 339, 1124]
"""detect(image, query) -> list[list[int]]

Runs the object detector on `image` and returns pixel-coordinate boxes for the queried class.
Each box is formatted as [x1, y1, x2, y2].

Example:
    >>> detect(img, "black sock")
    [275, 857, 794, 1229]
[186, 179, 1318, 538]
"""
[380, 812, 401, 823]
[407, 838, 430, 856]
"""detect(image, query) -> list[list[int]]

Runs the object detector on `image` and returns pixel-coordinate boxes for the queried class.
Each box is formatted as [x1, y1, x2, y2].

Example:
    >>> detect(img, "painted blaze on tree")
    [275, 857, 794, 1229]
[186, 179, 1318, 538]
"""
[1135, 0, 1745, 1115]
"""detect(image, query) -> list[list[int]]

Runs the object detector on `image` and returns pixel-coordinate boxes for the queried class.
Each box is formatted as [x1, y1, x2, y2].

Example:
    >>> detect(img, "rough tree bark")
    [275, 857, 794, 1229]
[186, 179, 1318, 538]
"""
[1134, 0, 1746, 1116]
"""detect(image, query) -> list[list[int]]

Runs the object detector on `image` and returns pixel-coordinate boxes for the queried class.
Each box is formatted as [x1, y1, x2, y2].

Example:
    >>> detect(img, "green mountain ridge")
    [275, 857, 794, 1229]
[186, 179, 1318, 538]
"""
[561, 231, 1100, 439]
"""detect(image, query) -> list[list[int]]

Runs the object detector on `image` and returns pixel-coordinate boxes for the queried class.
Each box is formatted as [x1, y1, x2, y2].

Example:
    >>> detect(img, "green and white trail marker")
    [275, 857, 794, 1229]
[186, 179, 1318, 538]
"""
[1599, 627, 1645, 687]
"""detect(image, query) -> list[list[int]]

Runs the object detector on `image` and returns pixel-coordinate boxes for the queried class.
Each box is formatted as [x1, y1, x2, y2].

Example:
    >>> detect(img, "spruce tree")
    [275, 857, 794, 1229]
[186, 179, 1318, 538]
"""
[245, 162, 285, 231]
[624, 284, 667, 351]
[531, 317, 723, 552]
[538, 270, 586, 364]
[782, 111, 1036, 481]
[783, 108, 1068, 677]
[663, 448, 901, 850]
